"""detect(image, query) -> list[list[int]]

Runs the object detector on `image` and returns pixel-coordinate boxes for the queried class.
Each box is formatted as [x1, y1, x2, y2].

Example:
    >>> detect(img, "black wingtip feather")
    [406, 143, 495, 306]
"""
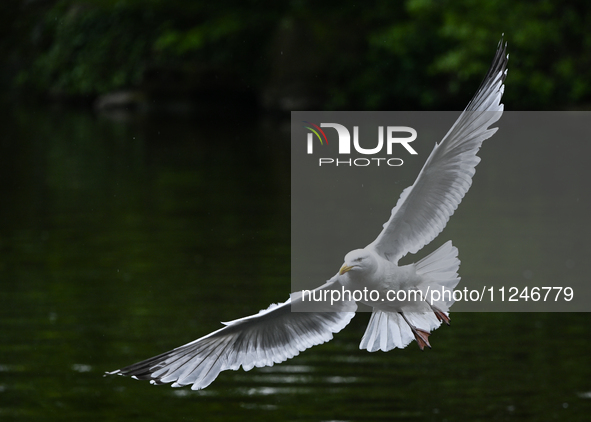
[464, 36, 508, 112]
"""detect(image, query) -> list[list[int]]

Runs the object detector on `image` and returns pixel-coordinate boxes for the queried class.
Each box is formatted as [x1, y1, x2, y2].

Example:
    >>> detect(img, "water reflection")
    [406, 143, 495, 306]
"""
[0, 107, 590, 421]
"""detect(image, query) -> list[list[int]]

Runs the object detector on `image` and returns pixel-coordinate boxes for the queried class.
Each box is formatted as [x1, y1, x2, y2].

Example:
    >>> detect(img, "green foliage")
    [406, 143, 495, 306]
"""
[429, 0, 591, 108]
[18, 2, 156, 96]
[17, 1, 282, 97]
[416, 0, 587, 108]
[327, 0, 591, 109]
[10, 0, 591, 108]
[154, 15, 243, 56]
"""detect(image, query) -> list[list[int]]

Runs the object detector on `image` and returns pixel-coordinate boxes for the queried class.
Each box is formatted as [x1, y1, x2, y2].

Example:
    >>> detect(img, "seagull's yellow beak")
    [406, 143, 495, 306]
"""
[339, 264, 354, 275]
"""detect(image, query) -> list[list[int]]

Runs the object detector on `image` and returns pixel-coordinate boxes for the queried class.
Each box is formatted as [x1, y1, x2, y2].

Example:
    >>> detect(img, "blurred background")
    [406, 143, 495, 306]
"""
[1, 1, 591, 421]
[1, 0, 591, 111]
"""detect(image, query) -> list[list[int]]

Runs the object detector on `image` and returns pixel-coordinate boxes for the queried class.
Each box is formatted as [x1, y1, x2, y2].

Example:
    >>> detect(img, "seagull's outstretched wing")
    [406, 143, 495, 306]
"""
[368, 39, 508, 263]
[106, 280, 356, 390]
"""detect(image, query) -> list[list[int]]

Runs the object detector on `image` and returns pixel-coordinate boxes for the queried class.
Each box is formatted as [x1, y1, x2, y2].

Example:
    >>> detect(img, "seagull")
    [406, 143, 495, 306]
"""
[106, 39, 508, 390]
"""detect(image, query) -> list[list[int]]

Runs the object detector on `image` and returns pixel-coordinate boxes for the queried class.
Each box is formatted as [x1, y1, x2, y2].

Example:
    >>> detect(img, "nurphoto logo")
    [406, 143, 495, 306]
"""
[303, 121, 418, 167]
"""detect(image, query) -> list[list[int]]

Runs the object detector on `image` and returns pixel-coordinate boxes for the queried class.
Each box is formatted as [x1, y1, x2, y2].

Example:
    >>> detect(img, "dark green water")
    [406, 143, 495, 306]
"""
[1, 107, 590, 421]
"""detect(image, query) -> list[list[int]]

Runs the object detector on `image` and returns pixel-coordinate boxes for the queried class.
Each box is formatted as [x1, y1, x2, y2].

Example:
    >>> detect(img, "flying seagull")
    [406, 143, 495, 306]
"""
[106, 39, 508, 390]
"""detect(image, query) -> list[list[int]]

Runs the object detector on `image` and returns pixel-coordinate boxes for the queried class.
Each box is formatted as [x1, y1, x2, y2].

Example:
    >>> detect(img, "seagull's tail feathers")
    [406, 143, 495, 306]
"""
[359, 241, 460, 353]
[360, 311, 412, 352]
[359, 310, 441, 352]
[415, 240, 461, 312]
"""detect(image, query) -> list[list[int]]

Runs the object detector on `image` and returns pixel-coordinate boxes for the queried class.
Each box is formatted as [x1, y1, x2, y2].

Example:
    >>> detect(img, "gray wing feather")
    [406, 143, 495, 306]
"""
[368, 39, 508, 262]
[106, 280, 356, 390]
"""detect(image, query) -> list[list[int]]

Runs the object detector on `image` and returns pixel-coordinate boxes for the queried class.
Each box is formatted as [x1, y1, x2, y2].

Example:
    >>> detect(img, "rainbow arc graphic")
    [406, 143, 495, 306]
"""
[302, 121, 328, 145]
[303, 121, 328, 154]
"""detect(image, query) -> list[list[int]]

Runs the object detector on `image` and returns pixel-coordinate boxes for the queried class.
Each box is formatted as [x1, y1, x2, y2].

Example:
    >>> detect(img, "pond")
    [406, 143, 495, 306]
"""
[1, 106, 590, 421]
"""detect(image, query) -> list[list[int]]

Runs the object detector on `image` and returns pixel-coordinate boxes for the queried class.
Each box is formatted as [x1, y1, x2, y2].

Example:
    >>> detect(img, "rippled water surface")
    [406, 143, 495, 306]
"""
[1, 107, 590, 421]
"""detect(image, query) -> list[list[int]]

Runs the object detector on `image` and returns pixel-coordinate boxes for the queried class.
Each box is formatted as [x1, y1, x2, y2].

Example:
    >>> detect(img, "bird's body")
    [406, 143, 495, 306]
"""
[107, 39, 508, 390]
[339, 250, 429, 309]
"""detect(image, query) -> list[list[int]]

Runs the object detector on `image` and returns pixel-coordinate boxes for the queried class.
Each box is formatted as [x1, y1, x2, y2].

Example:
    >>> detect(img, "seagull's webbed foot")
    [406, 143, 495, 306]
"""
[428, 303, 451, 326]
[398, 312, 432, 351]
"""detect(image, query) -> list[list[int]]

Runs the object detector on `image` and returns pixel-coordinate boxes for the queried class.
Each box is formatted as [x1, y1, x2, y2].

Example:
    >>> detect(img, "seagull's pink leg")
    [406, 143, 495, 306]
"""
[429, 304, 451, 326]
[398, 312, 432, 350]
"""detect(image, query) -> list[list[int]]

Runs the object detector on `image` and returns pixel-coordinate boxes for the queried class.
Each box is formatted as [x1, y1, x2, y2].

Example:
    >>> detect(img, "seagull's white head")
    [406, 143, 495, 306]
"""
[339, 249, 378, 278]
